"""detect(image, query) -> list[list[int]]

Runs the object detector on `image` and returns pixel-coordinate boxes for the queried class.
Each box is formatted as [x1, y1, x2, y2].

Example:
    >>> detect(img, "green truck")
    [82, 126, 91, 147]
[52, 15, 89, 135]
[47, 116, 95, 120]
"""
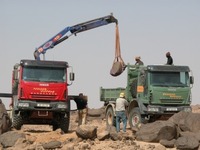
[100, 63, 194, 128]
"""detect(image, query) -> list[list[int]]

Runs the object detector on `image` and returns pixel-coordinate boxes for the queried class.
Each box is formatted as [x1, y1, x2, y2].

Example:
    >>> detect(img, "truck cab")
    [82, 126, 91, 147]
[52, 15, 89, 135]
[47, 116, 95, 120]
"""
[11, 59, 74, 132]
[101, 63, 194, 128]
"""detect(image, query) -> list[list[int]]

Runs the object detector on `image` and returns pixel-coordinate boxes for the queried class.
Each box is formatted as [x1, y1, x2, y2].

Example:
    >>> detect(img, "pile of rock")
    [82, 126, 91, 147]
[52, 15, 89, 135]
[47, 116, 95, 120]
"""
[136, 111, 200, 150]
[1, 103, 200, 150]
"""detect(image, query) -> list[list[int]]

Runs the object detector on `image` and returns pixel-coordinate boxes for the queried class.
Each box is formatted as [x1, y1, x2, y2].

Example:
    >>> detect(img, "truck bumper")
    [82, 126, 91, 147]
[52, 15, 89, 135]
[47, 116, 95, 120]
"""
[15, 100, 69, 112]
[145, 105, 192, 114]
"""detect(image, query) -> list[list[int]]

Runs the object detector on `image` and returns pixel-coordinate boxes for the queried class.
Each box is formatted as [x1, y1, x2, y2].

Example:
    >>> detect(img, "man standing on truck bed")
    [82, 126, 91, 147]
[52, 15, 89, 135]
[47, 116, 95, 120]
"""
[135, 56, 144, 65]
[115, 92, 128, 132]
[74, 93, 88, 126]
[166, 52, 173, 65]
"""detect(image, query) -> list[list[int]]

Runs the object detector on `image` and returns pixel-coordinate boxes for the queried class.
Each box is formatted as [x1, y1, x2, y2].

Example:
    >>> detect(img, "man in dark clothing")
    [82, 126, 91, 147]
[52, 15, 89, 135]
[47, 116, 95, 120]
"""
[135, 56, 144, 65]
[74, 93, 88, 125]
[166, 52, 173, 65]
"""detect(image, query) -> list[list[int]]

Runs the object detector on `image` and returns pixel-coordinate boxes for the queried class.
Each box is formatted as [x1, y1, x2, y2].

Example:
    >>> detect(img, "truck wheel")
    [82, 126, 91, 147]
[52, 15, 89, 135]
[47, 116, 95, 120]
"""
[129, 107, 145, 128]
[106, 107, 116, 127]
[130, 79, 137, 98]
[12, 114, 23, 130]
[59, 112, 70, 133]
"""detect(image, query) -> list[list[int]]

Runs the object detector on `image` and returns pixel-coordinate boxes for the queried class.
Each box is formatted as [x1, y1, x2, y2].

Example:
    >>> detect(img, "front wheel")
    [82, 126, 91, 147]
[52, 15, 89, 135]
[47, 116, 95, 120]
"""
[59, 112, 70, 133]
[128, 107, 147, 128]
[106, 107, 116, 127]
[12, 114, 23, 130]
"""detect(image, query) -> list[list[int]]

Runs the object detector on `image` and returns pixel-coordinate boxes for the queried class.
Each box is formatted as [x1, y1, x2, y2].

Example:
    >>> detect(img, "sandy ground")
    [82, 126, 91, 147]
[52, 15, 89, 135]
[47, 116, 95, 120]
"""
[22, 119, 168, 150]
[11, 105, 200, 150]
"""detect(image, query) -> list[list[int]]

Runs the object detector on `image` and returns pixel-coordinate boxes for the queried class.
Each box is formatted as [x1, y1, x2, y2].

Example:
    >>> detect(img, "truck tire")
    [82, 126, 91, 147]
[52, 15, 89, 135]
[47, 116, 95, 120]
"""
[129, 107, 146, 128]
[106, 107, 116, 127]
[130, 79, 137, 98]
[59, 112, 70, 133]
[12, 114, 23, 130]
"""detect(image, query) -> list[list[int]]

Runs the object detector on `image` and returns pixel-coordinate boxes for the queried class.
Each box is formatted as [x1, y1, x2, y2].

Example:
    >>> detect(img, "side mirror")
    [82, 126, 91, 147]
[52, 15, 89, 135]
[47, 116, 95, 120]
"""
[190, 76, 194, 84]
[13, 64, 19, 80]
[70, 72, 75, 81]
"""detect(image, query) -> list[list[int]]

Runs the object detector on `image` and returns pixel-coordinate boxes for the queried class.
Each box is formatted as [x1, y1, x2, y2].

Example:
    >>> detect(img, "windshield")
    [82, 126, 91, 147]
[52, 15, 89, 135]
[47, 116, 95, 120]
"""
[22, 67, 66, 82]
[150, 72, 189, 87]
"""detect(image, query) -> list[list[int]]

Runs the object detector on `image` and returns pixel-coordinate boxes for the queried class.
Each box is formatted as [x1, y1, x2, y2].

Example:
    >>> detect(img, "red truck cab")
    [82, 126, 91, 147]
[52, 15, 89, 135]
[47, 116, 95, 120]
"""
[11, 59, 74, 133]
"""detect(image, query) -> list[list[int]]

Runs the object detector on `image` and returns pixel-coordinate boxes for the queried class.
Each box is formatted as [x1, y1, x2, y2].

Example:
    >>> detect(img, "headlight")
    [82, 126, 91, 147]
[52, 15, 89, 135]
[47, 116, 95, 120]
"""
[57, 104, 67, 109]
[147, 107, 159, 112]
[18, 102, 29, 108]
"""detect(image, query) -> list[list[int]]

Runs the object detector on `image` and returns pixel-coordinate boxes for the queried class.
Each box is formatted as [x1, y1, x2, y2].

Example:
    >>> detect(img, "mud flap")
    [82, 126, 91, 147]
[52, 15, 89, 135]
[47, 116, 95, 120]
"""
[110, 24, 126, 77]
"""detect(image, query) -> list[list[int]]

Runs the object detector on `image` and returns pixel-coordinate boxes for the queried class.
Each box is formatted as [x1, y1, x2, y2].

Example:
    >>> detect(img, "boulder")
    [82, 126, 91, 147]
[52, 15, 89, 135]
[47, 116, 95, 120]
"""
[0, 99, 12, 135]
[42, 141, 62, 149]
[97, 130, 109, 141]
[76, 125, 97, 140]
[169, 111, 200, 132]
[136, 120, 177, 142]
[0, 131, 26, 148]
[160, 139, 176, 148]
[175, 136, 199, 150]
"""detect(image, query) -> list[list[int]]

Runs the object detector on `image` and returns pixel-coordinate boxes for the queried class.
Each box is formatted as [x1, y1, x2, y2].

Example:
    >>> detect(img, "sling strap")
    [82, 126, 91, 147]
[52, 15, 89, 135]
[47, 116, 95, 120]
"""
[110, 24, 126, 76]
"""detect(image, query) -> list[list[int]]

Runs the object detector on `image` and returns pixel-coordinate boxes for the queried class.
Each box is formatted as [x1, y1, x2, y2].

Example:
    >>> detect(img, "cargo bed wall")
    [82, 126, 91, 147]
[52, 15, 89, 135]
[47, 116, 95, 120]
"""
[100, 87, 125, 102]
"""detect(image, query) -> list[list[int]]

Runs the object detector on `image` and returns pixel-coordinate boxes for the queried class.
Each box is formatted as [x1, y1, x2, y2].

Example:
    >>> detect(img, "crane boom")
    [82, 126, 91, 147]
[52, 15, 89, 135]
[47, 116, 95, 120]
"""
[34, 14, 118, 60]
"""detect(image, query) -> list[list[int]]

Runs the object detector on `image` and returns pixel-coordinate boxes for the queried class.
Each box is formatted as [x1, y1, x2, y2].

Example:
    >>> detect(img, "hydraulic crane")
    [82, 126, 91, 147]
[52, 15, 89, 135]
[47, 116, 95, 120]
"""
[34, 14, 118, 60]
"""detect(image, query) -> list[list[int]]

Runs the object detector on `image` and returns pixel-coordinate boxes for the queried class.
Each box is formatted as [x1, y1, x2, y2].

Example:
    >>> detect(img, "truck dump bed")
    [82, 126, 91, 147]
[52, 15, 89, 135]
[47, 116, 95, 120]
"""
[100, 87, 125, 102]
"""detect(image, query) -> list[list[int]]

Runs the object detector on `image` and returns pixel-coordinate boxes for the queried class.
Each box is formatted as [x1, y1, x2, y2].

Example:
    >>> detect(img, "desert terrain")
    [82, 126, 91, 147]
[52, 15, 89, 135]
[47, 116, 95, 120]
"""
[1, 105, 200, 150]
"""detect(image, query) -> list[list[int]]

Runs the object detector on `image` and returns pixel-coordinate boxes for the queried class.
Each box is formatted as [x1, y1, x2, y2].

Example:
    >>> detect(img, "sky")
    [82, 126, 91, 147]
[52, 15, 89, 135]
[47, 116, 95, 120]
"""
[0, 0, 200, 109]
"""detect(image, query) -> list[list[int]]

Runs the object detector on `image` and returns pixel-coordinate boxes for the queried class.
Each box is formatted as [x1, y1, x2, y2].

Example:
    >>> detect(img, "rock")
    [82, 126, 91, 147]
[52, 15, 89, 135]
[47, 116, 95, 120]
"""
[159, 139, 176, 148]
[175, 136, 199, 150]
[0, 131, 26, 148]
[109, 131, 119, 141]
[61, 143, 75, 150]
[136, 120, 176, 142]
[168, 111, 190, 125]
[184, 113, 200, 132]
[13, 137, 29, 150]
[26, 135, 37, 144]
[76, 125, 97, 140]
[97, 130, 109, 140]
[0, 99, 12, 135]
[79, 142, 91, 150]
[169, 111, 200, 132]
[42, 140, 62, 149]
[154, 144, 166, 150]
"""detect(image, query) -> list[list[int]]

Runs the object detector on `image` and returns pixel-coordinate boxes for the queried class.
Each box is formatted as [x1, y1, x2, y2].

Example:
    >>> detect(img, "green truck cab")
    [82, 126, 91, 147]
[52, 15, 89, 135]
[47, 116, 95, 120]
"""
[100, 63, 194, 128]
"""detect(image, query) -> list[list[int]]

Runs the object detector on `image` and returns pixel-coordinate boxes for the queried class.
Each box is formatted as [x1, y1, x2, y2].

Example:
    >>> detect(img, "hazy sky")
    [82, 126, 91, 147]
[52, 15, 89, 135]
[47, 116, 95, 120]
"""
[0, 0, 200, 109]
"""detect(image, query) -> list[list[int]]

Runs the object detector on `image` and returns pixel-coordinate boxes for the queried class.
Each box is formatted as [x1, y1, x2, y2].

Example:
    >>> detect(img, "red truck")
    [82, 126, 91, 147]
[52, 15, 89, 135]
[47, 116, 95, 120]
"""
[11, 59, 74, 132]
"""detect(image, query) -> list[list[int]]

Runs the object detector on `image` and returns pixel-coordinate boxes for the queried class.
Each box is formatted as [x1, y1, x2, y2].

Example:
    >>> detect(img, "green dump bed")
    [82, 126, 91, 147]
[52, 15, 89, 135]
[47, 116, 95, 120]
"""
[100, 87, 125, 102]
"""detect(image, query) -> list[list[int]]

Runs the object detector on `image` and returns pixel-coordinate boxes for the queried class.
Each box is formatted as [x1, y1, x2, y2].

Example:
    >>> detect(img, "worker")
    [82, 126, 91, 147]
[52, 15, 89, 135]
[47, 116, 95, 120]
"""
[115, 92, 129, 133]
[166, 52, 173, 65]
[74, 93, 88, 126]
[135, 56, 144, 65]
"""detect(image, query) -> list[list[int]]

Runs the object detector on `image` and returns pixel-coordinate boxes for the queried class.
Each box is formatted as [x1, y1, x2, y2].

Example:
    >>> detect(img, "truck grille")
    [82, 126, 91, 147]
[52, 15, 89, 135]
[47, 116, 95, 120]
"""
[31, 94, 56, 99]
[160, 99, 183, 104]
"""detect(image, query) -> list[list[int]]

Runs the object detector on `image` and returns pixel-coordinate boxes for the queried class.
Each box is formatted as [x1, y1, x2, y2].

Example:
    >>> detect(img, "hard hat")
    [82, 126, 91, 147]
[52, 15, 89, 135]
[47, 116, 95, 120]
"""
[135, 56, 141, 60]
[119, 92, 125, 98]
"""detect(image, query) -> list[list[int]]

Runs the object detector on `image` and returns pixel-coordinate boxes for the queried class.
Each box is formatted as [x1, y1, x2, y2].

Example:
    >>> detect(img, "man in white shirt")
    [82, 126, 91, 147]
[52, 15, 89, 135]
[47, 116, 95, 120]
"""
[115, 92, 128, 132]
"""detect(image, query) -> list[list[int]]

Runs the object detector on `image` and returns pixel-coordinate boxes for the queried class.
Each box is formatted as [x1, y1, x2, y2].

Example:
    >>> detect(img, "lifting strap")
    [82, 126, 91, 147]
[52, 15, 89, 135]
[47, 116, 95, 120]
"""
[110, 24, 126, 76]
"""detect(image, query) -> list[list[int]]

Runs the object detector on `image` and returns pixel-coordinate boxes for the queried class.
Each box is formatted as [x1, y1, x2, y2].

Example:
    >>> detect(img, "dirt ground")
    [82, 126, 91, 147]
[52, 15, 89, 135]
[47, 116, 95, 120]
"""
[12, 105, 200, 150]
